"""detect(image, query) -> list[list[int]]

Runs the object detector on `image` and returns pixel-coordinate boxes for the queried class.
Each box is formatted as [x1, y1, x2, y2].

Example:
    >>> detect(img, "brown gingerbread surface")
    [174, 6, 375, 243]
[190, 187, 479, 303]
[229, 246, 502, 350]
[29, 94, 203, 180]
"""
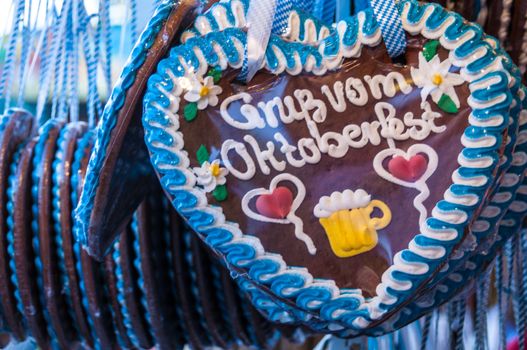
[178, 36, 471, 294]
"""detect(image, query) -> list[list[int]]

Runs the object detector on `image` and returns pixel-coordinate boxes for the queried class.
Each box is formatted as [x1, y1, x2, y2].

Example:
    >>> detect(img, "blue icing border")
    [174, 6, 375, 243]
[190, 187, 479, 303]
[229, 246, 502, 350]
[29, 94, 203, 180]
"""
[6, 145, 27, 324]
[142, 0, 513, 331]
[0, 112, 20, 333]
[234, 280, 281, 348]
[113, 240, 141, 348]
[209, 260, 236, 340]
[412, 44, 524, 291]
[51, 123, 86, 343]
[30, 120, 61, 348]
[159, 201, 188, 346]
[75, 0, 176, 246]
[69, 130, 99, 348]
[182, 227, 212, 344]
[371, 76, 527, 334]
[130, 214, 155, 342]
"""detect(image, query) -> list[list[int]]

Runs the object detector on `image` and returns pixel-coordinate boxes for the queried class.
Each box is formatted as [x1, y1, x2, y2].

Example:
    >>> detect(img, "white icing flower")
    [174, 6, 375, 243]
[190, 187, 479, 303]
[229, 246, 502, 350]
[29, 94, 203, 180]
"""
[193, 159, 228, 192]
[314, 189, 371, 218]
[183, 75, 222, 110]
[411, 52, 464, 108]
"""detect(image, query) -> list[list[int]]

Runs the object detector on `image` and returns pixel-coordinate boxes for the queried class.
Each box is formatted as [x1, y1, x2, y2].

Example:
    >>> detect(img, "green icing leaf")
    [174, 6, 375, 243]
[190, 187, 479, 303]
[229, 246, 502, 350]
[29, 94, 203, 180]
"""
[437, 94, 458, 113]
[207, 67, 222, 84]
[196, 145, 210, 165]
[183, 102, 198, 122]
[213, 185, 228, 202]
[423, 40, 440, 61]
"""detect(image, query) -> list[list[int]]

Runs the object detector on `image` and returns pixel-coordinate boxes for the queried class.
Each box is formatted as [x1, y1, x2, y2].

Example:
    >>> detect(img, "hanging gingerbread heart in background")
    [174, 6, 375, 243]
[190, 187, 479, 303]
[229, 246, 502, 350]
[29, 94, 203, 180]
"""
[74, 0, 206, 260]
[142, 0, 519, 335]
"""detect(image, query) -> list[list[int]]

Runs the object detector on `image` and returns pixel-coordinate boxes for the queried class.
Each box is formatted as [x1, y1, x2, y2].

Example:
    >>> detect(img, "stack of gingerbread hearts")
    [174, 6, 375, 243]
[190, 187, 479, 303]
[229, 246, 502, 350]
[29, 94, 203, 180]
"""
[135, 0, 527, 338]
[0, 107, 291, 349]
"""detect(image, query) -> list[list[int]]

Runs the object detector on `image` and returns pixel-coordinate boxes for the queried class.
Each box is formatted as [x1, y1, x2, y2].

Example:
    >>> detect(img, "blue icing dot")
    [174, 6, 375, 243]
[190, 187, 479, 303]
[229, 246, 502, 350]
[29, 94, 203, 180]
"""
[320, 296, 362, 320]
[436, 200, 469, 216]
[246, 259, 281, 281]
[361, 9, 379, 37]
[424, 4, 449, 31]
[187, 210, 216, 229]
[143, 108, 171, 128]
[471, 71, 509, 99]
[450, 182, 486, 199]
[171, 190, 199, 210]
[193, 38, 221, 66]
[457, 166, 493, 184]
[443, 16, 468, 42]
[460, 147, 499, 164]
[152, 150, 181, 169]
[146, 127, 174, 148]
[323, 33, 341, 58]
[203, 227, 233, 248]
[220, 243, 257, 266]
[426, 217, 463, 231]
[341, 16, 359, 48]
[269, 273, 306, 296]
[296, 287, 333, 310]
[204, 11, 220, 31]
[467, 50, 496, 73]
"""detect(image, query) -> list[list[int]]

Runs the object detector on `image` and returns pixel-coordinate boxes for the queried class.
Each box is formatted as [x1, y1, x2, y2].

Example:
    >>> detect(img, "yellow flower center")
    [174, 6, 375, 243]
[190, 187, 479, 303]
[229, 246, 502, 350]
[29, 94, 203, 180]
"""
[431, 73, 443, 86]
[199, 86, 210, 97]
[209, 163, 221, 177]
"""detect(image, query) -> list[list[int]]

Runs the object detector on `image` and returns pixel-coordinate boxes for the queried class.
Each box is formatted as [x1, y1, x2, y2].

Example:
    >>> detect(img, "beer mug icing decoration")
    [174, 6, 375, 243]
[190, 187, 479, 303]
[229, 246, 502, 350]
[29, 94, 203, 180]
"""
[314, 189, 391, 258]
[142, 0, 517, 330]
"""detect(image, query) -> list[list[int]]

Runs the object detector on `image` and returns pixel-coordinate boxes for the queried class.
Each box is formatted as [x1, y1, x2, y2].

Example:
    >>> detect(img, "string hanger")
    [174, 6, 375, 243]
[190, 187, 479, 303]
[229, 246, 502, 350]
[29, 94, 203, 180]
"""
[1, 0, 140, 129]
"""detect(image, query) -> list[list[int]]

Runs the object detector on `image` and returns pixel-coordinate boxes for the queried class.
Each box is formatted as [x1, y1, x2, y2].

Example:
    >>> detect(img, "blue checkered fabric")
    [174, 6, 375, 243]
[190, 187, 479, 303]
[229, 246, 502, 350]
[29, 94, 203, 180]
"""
[273, 0, 294, 33]
[296, 0, 316, 12]
[272, 0, 319, 33]
[369, 0, 407, 57]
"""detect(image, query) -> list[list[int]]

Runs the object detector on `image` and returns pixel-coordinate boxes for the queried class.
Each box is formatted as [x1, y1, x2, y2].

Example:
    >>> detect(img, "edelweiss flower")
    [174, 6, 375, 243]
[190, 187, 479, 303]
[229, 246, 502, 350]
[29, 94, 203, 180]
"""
[183, 76, 222, 110]
[411, 52, 464, 108]
[193, 160, 228, 193]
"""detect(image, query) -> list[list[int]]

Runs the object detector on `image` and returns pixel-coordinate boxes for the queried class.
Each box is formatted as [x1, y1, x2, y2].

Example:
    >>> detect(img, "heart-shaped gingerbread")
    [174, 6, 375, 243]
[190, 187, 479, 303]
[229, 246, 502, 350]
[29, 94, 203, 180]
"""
[142, 0, 514, 333]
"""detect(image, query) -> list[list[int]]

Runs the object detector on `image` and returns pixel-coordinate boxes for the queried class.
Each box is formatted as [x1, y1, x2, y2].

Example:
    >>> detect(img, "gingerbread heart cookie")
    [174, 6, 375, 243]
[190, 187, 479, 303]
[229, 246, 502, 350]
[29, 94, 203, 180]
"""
[143, 0, 514, 329]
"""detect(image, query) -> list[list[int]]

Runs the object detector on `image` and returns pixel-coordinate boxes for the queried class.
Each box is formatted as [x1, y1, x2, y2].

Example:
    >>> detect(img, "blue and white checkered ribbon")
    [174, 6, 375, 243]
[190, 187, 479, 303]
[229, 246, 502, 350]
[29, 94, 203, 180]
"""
[241, 0, 317, 82]
[369, 0, 406, 57]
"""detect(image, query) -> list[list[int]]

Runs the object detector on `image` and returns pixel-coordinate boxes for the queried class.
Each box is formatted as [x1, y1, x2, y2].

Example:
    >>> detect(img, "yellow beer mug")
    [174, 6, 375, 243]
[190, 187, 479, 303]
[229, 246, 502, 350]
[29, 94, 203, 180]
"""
[314, 190, 392, 258]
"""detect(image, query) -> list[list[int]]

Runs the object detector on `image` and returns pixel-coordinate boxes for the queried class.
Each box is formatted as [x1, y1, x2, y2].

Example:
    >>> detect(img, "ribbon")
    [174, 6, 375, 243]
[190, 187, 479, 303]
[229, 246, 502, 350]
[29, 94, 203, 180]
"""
[369, 0, 407, 57]
[241, 0, 318, 82]
[240, 0, 278, 82]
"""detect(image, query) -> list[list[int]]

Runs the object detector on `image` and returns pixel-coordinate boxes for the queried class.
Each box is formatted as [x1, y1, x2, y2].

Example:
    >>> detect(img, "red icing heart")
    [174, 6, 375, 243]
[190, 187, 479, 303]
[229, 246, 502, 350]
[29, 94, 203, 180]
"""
[256, 187, 294, 219]
[388, 154, 428, 182]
